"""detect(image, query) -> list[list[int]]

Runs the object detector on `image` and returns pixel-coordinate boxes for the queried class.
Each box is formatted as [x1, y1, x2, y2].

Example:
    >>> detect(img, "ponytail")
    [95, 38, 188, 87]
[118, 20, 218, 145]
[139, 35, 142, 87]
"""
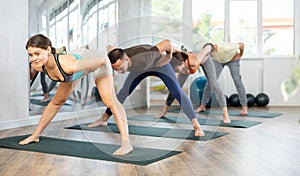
[51, 47, 56, 54]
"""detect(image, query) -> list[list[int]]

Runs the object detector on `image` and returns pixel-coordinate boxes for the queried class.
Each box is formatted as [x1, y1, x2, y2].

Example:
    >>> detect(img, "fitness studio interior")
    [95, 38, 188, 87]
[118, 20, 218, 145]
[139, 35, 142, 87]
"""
[1, 0, 300, 175]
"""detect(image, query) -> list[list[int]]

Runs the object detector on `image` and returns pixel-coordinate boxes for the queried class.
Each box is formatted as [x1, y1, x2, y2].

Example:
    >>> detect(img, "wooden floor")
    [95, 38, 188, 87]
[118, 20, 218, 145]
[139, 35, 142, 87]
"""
[1, 106, 300, 176]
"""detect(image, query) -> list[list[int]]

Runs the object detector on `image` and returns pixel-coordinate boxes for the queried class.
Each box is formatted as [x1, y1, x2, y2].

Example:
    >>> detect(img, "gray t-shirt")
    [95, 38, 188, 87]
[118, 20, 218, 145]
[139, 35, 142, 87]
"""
[124, 44, 170, 72]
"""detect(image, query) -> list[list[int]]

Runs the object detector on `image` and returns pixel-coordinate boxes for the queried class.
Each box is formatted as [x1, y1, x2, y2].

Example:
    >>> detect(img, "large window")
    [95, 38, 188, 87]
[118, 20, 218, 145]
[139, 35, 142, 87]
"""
[192, 0, 294, 56]
[87, 5, 98, 42]
[68, 1, 80, 50]
[230, 0, 257, 55]
[48, 0, 80, 50]
[45, 0, 294, 56]
[81, 0, 118, 50]
[152, 0, 184, 44]
[192, 0, 224, 49]
[262, 0, 294, 55]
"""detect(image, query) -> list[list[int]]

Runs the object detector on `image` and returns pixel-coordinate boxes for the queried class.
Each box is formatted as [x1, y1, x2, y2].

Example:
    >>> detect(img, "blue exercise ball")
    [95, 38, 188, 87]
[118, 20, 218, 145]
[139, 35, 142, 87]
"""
[190, 76, 210, 107]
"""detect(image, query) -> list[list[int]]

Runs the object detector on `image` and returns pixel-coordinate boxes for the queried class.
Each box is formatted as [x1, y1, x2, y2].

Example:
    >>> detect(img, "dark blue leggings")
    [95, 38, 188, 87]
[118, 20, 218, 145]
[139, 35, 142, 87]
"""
[105, 63, 197, 120]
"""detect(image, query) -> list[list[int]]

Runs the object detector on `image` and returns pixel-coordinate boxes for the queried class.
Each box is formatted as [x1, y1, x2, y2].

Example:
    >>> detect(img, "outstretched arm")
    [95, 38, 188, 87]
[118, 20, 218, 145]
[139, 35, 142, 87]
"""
[19, 82, 75, 145]
[199, 43, 214, 61]
[155, 39, 181, 56]
[186, 43, 214, 74]
[232, 42, 244, 60]
[238, 42, 244, 57]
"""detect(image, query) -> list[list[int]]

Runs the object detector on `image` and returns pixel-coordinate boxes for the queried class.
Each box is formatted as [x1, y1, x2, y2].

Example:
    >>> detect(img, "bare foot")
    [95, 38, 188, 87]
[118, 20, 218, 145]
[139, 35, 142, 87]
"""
[19, 135, 39, 145]
[40, 93, 50, 103]
[223, 113, 231, 123]
[195, 105, 206, 113]
[154, 105, 170, 118]
[223, 116, 231, 123]
[222, 108, 231, 123]
[88, 118, 108, 128]
[240, 106, 248, 116]
[154, 115, 165, 119]
[194, 126, 206, 136]
[192, 118, 205, 136]
[40, 97, 50, 103]
[113, 140, 133, 156]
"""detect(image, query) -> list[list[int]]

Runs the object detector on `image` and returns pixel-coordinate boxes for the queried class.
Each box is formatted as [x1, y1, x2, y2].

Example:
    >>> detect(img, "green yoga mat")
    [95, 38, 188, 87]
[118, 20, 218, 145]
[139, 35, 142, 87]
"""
[0, 135, 181, 166]
[128, 115, 261, 128]
[65, 123, 228, 141]
[168, 109, 282, 118]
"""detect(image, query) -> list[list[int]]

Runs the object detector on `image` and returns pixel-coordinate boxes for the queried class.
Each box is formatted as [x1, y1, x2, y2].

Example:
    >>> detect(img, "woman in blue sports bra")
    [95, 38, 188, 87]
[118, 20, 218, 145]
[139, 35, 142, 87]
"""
[19, 34, 133, 156]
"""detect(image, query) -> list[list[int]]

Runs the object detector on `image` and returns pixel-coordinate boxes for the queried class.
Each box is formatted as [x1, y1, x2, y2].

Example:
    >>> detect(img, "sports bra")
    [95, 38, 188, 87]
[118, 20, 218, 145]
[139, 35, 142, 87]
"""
[42, 54, 83, 82]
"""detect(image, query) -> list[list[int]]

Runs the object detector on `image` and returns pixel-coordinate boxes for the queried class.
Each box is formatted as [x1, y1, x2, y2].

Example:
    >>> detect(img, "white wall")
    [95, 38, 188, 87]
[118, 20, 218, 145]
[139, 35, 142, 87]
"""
[263, 57, 300, 105]
[0, 1, 29, 123]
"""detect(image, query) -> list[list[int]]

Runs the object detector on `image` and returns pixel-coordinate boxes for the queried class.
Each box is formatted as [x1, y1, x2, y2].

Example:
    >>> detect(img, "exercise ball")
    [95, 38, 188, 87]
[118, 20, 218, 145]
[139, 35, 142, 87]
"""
[246, 93, 256, 107]
[190, 76, 210, 107]
[255, 93, 269, 107]
[229, 94, 240, 107]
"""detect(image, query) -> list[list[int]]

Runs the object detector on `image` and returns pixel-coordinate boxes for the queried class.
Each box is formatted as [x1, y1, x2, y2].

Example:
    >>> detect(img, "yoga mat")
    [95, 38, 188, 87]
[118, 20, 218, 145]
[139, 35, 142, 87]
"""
[31, 94, 104, 107]
[168, 109, 282, 118]
[30, 99, 72, 106]
[128, 115, 262, 128]
[65, 123, 228, 141]
[0, 135, 181, 166]
[31, 93, 56, 97]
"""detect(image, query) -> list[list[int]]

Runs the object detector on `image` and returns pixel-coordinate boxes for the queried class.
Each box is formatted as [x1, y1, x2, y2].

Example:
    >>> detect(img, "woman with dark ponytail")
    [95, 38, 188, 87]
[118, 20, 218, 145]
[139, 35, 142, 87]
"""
[20, 34, 133, 156]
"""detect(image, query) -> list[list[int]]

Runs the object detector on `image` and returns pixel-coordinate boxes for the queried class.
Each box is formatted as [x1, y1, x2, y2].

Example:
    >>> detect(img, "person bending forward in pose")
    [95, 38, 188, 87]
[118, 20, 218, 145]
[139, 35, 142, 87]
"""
[156, 44, 231, 123]
[197, 42, 248, 116]
[88, 39, 206, 136]
[19, 34, 133, 156]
